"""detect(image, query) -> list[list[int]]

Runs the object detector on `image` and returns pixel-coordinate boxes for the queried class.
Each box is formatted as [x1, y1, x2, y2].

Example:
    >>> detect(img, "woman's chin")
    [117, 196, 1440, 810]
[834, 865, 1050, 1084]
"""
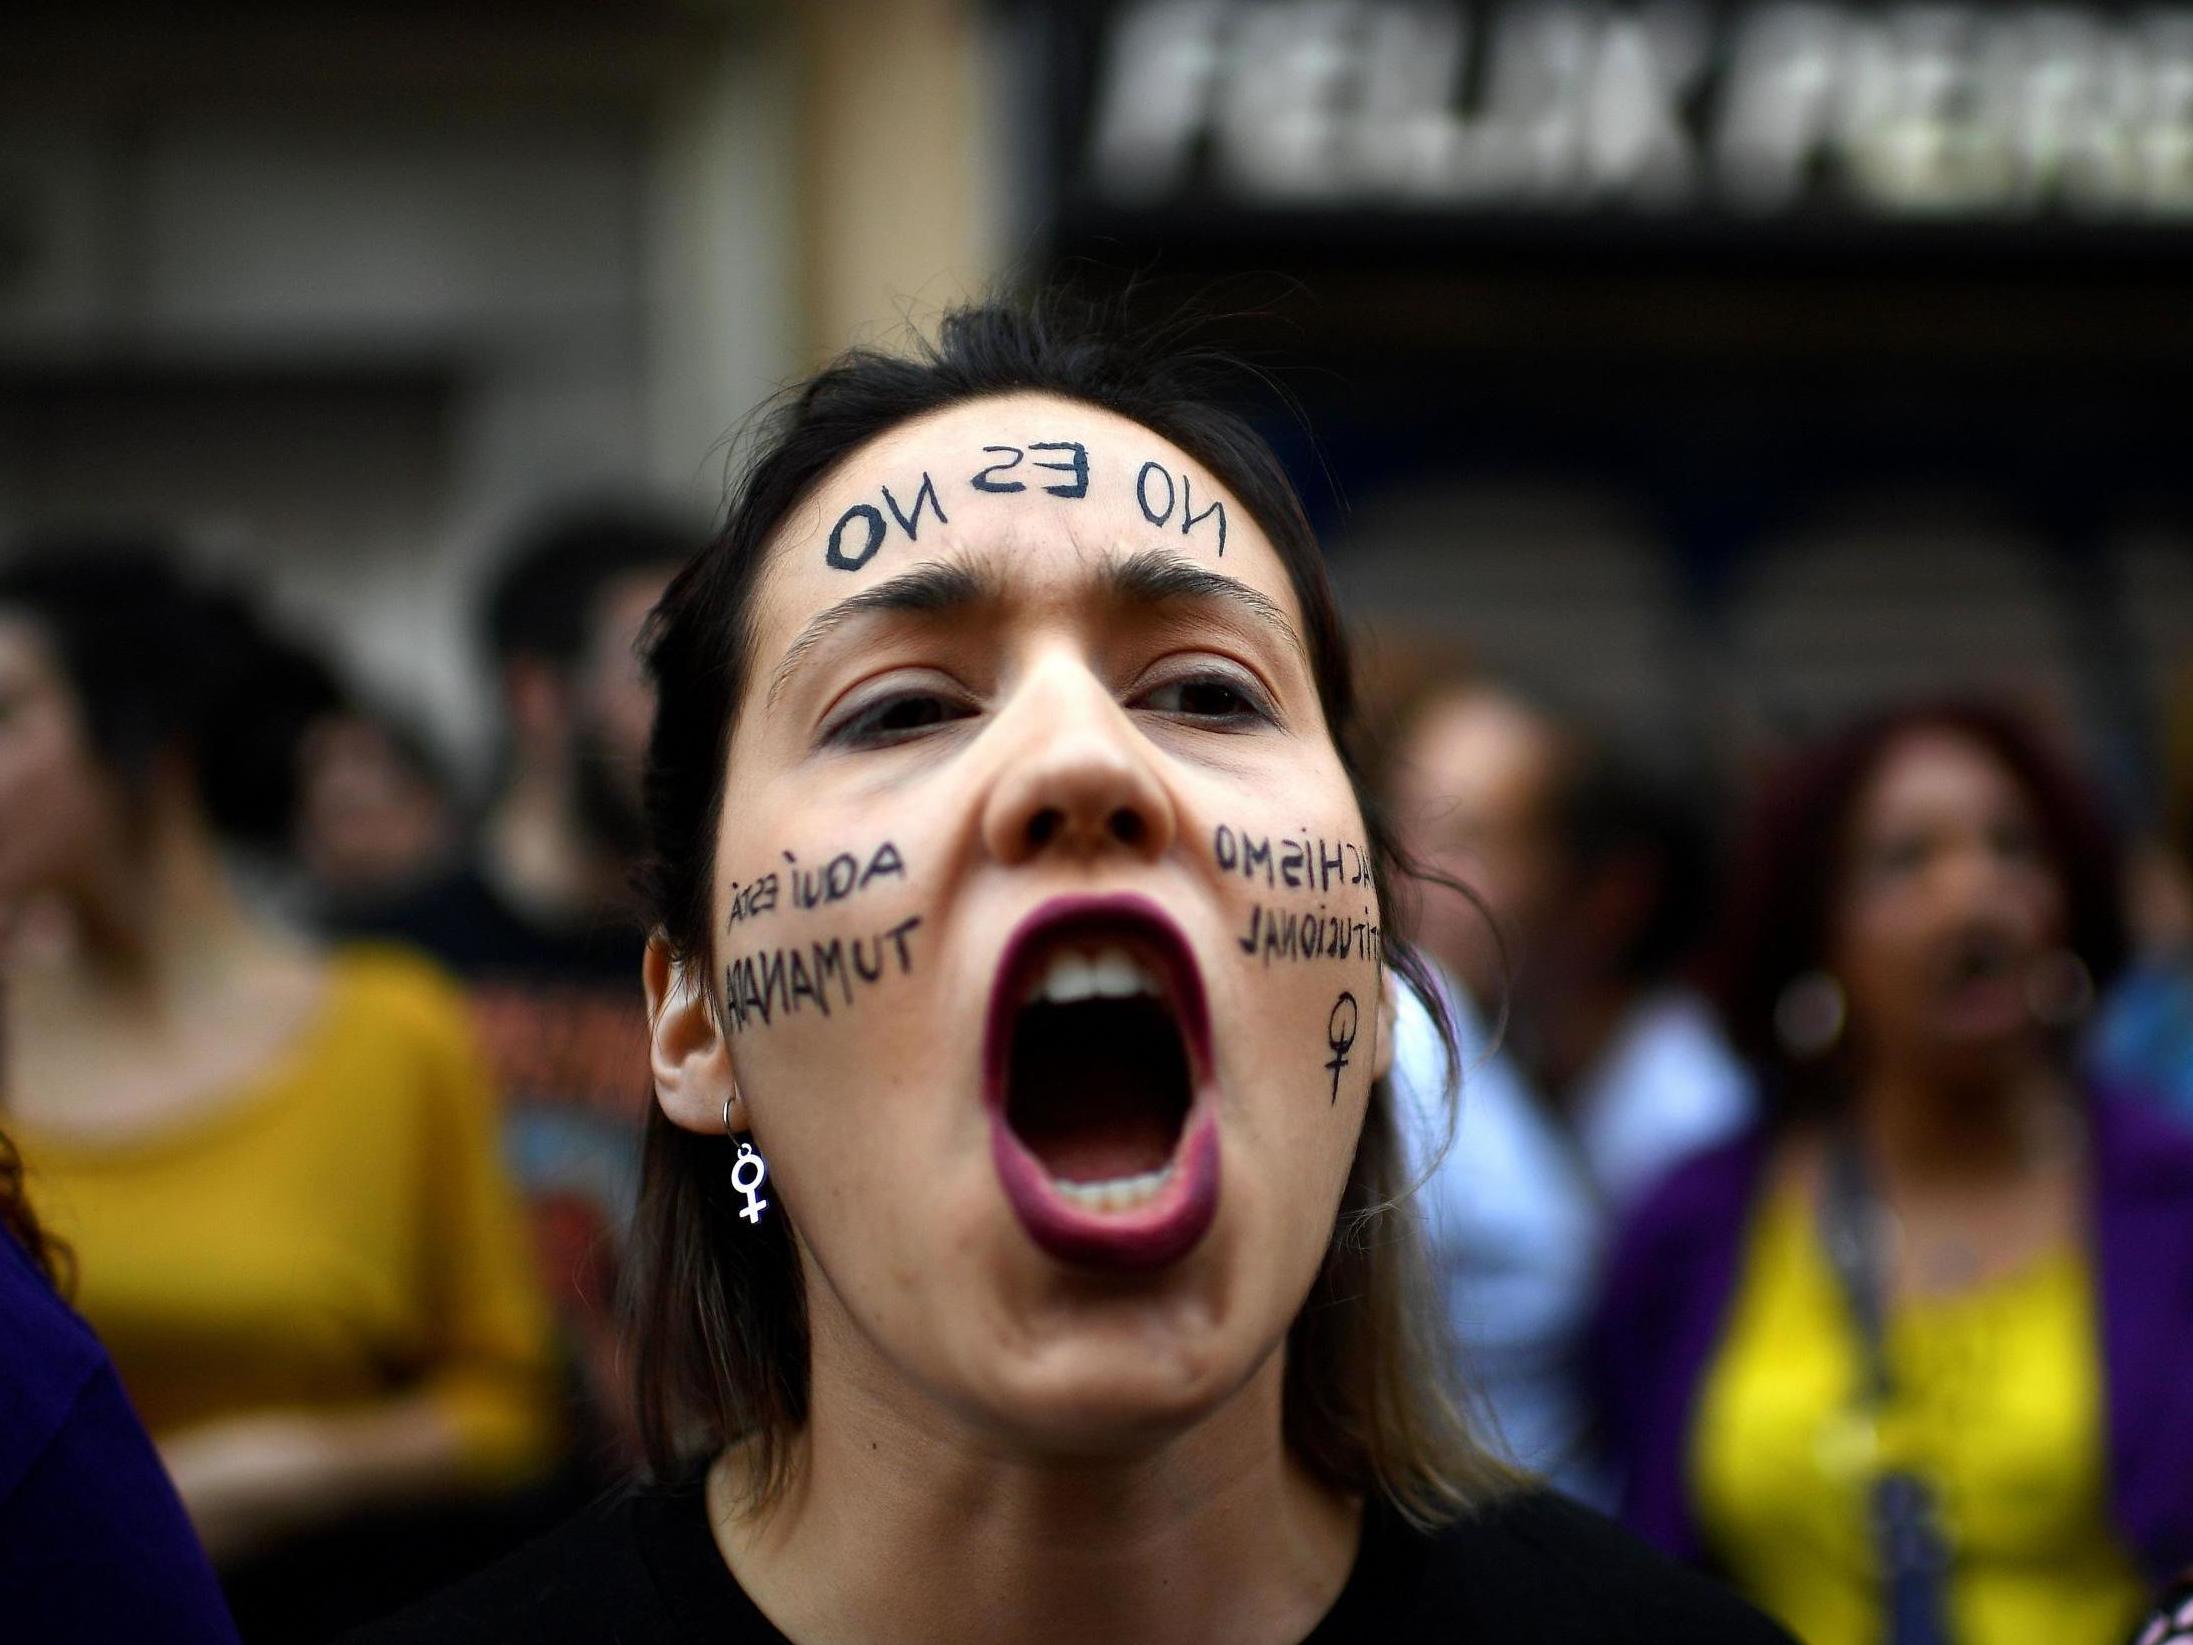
[958, 1275, 1276, 1455]
[968, 1345, 1266, 1460]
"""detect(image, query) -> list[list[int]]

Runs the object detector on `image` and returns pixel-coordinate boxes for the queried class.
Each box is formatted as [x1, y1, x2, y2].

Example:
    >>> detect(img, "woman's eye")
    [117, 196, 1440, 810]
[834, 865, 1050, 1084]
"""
[826, 691, 972, 748]
[1137, 675, 1270, 726]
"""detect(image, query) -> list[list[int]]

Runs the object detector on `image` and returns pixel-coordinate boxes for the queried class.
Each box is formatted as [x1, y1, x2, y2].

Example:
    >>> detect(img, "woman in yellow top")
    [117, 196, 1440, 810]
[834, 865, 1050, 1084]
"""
[0, 541, 559, 1633]
[1594, 700, 2193, 1645]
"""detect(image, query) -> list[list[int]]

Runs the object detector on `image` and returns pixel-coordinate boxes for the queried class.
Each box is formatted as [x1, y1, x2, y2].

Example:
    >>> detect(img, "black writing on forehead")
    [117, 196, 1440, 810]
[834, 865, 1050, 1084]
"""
[970, 441, 1089, 499]
[817, 432, 1227, 573]
[1135, 461, 1227, 556]
[827, 475, 950, 572]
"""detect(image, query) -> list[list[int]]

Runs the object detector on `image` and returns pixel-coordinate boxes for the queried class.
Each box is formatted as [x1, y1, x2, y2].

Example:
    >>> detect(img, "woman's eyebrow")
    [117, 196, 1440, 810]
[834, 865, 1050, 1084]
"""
[766, 546, 1306, 709]
[769, 555, 1001, 707]
[1105, 549, 1307, 667]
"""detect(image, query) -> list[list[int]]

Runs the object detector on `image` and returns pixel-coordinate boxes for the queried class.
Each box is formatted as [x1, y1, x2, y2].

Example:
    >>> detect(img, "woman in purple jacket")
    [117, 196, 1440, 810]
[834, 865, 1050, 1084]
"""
[1593, 700, 2193, 1645]
[0, 1127, 239, 1642]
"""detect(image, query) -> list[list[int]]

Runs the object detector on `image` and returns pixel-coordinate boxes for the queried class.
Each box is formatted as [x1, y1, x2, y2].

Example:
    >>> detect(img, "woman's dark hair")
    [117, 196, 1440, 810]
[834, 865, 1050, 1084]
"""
[1711, 697, 2127, 1114]
[0, 537, 344, 852]
[626, 294, 1508, 1525]
[480, 500, 697, 675]
[1380, 667, 1717, 990]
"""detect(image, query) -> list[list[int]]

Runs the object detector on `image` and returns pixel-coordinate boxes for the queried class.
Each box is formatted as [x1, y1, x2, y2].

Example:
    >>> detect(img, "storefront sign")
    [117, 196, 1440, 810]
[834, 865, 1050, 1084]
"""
[1076, 1, 2193, 221]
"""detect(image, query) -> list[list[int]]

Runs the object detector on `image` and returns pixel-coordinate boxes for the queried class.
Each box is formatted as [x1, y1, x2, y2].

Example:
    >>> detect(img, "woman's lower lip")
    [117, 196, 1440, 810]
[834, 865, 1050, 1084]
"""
[990, 1113, 1220, 1273]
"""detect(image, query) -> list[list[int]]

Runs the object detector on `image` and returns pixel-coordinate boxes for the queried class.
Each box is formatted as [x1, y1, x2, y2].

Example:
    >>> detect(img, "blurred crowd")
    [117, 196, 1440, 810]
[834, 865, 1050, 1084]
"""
[0, 511, 687, 1638]
[1377, 667, 2193, 1645]
[4, 508, 2193, 1643]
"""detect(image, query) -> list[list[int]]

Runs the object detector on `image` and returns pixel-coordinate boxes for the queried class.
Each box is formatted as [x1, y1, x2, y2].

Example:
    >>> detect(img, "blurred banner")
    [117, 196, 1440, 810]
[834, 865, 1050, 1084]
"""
[1033, 1, 2193, 259]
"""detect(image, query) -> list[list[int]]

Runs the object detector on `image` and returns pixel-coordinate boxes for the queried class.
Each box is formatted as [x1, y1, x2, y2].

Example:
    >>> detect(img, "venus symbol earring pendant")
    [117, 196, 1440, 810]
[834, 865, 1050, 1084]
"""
[731, 1140, 770, 1226]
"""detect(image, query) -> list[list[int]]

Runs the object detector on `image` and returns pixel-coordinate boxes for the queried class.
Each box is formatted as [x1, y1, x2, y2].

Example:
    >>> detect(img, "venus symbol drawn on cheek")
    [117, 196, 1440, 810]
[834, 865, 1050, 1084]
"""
[1324, 992, 1359, 1105]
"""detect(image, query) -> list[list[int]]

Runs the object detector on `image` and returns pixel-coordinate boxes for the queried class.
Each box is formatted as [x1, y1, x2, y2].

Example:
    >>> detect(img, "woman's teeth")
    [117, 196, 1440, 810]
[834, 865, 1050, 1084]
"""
[1022, 945, 1164, 1006]
[1052, 1162, 1176, 1212]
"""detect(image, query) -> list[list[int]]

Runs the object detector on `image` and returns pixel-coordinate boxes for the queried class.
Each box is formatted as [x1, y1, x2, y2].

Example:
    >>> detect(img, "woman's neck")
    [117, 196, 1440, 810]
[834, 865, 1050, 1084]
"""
[4, 793, 321, 1130]
[711, 1341, 1361, 1645]
[59, 803, 268, 1008]
[1849, 1050, 2075, 1192]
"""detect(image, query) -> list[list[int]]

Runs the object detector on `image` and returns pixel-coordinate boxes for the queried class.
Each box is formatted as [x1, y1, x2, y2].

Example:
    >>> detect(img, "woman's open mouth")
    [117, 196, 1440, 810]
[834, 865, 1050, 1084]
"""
[983, 893, 1220, 1273]
[1931, 925, 2031, 1034]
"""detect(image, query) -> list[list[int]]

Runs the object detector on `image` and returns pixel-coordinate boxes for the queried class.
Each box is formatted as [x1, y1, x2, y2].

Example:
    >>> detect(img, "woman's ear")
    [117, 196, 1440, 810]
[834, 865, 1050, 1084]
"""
[643, 933, 743, 1135]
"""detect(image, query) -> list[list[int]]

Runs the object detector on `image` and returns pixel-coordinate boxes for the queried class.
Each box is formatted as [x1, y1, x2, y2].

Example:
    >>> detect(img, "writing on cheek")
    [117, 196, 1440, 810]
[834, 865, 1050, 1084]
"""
[723, 916, 923, 1035]
[1237, 901, 1382, 969]
[1324, 992, 1359, 1105]
[1212, 825, 1372, 894]
[727, 840, 906, 927]
[726, 876, 778, 924]
[1214, 824, 1381, 969]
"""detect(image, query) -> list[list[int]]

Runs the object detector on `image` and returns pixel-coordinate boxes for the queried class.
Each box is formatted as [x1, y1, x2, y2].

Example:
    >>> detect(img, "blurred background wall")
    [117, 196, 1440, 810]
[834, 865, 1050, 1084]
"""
[0, 0, 999, 765]
[4, 0, 2191, 819]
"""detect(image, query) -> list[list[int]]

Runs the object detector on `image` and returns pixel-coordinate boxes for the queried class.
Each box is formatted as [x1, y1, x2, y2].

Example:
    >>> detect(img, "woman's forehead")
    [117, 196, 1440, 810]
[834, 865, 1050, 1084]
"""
[748, 393, 1302, 658]
[1863, 727, 2028, 818]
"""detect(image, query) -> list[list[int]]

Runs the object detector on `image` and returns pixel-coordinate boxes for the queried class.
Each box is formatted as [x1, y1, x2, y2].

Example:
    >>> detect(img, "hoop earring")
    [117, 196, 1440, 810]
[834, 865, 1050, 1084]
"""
[724, 1087, 770, 1227]
[1775, 970, 1847, 1060]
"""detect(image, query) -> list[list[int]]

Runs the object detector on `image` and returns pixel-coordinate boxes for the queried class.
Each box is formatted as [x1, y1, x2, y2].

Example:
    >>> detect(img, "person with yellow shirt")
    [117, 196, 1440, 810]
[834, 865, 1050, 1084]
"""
[0, 542, 560, 1640]
[1594, 700, 2193, 1645]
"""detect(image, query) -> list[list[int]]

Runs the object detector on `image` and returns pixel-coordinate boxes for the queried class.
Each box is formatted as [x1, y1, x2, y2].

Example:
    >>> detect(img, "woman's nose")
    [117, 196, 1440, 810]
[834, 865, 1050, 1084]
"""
[1941, 837, 2021, 904]
[980, 665, 1177, 867]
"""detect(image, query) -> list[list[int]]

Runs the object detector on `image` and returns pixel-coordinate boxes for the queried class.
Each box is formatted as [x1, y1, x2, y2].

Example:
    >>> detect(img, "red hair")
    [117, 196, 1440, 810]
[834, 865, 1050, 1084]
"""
[1709, 698, 2127, 1116]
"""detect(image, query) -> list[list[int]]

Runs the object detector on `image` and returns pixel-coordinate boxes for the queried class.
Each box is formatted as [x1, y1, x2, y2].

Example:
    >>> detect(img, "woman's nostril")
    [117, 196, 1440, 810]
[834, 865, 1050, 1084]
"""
[1026, 808, 1063, 850]
[1108, 808, 1146, 848]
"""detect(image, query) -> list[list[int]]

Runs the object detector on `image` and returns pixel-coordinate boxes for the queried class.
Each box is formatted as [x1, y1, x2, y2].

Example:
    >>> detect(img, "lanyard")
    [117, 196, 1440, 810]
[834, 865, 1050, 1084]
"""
[1821, 1129, 1957, 1645]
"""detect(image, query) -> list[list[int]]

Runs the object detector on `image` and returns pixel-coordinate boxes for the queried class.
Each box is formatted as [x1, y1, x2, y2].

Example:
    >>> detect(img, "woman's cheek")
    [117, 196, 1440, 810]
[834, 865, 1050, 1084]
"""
[1200, 812, 1386, 1141]
[719, 842, 925, 1035]
[715, 831, 936, 1086]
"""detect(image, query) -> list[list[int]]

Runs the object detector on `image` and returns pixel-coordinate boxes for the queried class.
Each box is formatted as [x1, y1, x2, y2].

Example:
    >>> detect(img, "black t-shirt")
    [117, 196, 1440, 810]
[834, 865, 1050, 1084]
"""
[352, 1473, 1794, 1643]
[331, 862, 653, 1468]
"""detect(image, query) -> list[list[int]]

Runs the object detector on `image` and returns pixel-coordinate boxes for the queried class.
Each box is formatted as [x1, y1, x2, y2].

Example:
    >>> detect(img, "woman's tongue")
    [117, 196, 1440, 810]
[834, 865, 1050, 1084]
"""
[1016, 1100, 1178, 1183]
